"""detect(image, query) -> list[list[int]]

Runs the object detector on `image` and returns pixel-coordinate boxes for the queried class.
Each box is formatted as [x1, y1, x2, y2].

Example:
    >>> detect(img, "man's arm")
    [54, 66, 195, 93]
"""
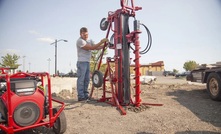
[82, 38, 108, 50]
[95, 45, 104, 50]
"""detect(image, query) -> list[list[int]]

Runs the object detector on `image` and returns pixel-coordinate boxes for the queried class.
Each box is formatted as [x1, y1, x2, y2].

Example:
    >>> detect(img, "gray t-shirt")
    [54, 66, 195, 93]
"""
[76, 37, 95, 62]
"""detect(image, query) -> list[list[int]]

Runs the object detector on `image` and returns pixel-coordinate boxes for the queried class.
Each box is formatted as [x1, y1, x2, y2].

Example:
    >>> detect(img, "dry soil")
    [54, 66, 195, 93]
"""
[16, 76, 221, 134]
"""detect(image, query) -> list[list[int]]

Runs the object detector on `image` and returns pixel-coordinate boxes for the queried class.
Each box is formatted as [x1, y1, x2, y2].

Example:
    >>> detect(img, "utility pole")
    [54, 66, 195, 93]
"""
[47, 58, 51, 74]
[28, 62, 31, 72]
[50, 39, 68, 76]
[23, 56, 26, 72]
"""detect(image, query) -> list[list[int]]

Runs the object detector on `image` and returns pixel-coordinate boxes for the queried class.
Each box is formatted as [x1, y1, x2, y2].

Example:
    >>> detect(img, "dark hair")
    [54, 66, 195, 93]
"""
[80, 27, 88, 34]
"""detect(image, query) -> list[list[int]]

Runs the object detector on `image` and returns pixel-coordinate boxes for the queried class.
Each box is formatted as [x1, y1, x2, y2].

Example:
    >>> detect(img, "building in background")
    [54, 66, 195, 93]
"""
[130, 61, 164, 76]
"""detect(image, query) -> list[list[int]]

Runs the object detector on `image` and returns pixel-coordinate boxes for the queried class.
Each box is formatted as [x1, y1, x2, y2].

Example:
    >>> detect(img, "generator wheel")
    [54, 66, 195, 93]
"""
[206, 73, 221, 101]
[92, 70, 103, 88]
[52, 108, 67, 134]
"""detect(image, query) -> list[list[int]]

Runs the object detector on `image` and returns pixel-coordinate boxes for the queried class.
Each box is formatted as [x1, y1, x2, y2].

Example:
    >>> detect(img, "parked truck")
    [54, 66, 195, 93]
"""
[186, 62, 221, 101]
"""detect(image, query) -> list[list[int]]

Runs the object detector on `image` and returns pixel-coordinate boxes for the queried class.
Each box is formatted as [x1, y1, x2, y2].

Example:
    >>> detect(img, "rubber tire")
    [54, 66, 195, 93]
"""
[92, 70, 103, 88]
[206, 73, 221, 101]
[100, 18, 109, 31]
[52, 108, 67, 134]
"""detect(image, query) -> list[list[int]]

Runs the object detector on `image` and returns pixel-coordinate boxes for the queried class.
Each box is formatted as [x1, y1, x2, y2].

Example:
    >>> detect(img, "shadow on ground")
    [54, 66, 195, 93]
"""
[0, 126, 55, 134]
[167, 88, 221, 128]
[175, 131, 220, 134]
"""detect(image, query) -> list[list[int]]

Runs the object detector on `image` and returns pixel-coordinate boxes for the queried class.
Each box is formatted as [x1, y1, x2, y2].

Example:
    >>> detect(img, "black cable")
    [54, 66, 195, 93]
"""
[139, 23, 152, 54]
[128, 22, 152, 54]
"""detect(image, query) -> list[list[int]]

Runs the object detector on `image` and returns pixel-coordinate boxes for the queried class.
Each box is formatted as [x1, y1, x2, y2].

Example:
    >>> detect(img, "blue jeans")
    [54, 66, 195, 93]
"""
[77, 61, 90, 99]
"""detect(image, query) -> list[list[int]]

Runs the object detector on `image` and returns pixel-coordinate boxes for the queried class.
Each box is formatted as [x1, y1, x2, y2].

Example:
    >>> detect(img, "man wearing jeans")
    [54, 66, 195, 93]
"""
[76, 27, 108, 101]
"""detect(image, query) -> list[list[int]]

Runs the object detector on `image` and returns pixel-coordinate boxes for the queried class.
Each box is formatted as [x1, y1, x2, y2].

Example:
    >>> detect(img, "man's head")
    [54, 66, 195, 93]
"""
[80, 27, 88, 40]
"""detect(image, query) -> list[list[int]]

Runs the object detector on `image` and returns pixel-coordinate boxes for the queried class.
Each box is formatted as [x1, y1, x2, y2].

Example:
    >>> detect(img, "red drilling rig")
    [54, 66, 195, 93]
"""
[90, 0, 162, 115]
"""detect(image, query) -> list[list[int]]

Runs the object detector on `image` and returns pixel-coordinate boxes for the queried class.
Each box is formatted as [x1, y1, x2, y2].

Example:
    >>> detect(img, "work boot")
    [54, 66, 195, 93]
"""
[78, 98, 86, 101]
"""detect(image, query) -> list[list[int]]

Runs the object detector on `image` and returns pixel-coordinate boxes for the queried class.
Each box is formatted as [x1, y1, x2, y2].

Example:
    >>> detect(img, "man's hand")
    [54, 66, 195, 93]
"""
[82, 38, 109, 50]
[100, 38, 109, 44]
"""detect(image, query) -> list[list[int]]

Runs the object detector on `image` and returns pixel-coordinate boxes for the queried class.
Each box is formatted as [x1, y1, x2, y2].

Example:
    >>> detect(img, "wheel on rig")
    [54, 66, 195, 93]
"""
[100, 18, 109, 31]
[92, 70, 103, 88]
[52, 108, 67, 134]
[206, 73, 221, 101]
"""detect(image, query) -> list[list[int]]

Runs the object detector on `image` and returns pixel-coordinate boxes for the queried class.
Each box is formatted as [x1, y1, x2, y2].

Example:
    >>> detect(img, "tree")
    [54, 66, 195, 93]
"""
[69, 69, 74, 74]
[0, 53, 20, 69]
[183, 60, 198, 71]
[90, 48, 108, 73]
[173, 69, 178, 74]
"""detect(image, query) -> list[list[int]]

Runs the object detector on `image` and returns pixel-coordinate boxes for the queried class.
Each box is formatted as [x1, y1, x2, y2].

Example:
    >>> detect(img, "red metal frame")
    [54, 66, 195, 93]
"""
[0, 68, 65, 134]
[90, 0, 162, 115]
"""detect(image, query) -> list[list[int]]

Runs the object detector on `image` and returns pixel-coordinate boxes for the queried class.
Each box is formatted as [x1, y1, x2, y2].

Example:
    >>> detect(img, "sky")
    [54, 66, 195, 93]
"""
[0, 0, 221, 74]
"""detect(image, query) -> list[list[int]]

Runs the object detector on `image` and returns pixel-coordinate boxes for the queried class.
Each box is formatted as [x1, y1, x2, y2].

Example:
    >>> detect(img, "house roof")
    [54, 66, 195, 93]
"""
[130, 61, 164, 67]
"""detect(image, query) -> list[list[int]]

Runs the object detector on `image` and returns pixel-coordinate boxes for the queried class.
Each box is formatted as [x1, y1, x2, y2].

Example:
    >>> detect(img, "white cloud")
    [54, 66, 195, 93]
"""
[37, 37, 54, 43]
[28, 30, 40, 35]
[28, 30, 55, 43]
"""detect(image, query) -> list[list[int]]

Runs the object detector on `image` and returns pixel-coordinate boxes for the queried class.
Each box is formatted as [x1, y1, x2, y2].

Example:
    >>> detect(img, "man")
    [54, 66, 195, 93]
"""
[76, 27, 108, 101]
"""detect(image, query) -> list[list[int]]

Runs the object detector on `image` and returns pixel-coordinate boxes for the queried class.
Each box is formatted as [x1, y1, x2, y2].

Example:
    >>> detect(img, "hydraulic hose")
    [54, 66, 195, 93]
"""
[139, 23, 152, 54]
[128, 22, 152, 55]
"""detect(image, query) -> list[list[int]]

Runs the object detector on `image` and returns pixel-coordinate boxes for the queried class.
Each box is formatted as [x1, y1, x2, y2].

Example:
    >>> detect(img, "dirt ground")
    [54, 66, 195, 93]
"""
[55, 76, 220, 134]
[14, 76, 221, 134]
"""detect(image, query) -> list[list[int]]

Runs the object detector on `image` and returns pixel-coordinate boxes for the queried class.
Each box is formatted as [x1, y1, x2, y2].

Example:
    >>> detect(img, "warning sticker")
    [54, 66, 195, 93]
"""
[116, 43, 122, 49]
